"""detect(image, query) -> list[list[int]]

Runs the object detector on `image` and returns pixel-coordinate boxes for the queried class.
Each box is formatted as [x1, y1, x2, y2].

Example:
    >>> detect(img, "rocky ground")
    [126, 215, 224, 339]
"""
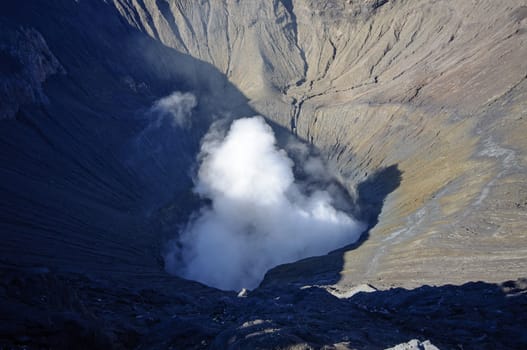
[1, 268, 526, 349]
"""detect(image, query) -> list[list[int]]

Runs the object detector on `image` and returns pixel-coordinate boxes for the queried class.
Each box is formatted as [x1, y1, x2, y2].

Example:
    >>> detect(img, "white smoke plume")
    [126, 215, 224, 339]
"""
[165, 116, 365, 291]
[150, 91, 197, 128]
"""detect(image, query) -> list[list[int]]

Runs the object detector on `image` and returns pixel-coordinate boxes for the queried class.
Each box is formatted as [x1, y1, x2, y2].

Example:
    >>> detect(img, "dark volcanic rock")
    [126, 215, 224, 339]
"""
[0, 21, 65, 119]
[1, 268, 526, 349]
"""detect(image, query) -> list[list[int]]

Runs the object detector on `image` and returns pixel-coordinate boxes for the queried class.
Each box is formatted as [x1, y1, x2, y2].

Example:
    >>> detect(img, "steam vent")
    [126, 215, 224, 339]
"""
[1, 0, 527, 348]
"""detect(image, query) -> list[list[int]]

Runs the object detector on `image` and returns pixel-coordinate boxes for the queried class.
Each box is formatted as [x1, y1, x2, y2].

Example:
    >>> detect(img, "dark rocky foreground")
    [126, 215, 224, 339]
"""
[1, 267, 525, 349]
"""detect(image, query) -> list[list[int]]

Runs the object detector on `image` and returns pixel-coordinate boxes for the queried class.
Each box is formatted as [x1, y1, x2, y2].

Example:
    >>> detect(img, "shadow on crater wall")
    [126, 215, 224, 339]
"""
[0, 0, 256, 277]
[355, 164, 403, 228]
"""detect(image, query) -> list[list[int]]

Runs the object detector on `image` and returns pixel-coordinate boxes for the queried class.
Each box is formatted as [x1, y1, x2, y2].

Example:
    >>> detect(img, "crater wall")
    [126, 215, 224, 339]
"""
[113, 0, 527, 287]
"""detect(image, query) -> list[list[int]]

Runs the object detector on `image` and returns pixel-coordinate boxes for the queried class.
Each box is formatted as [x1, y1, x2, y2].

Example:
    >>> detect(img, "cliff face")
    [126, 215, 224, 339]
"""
[112, 0, 527, 287]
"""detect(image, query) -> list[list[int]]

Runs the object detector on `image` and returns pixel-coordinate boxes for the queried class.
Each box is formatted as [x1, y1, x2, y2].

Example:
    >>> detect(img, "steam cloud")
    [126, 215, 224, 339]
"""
[165, 116, 365, 291]
[150, 91, 197, 128]
[126, 91, 198, 202]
